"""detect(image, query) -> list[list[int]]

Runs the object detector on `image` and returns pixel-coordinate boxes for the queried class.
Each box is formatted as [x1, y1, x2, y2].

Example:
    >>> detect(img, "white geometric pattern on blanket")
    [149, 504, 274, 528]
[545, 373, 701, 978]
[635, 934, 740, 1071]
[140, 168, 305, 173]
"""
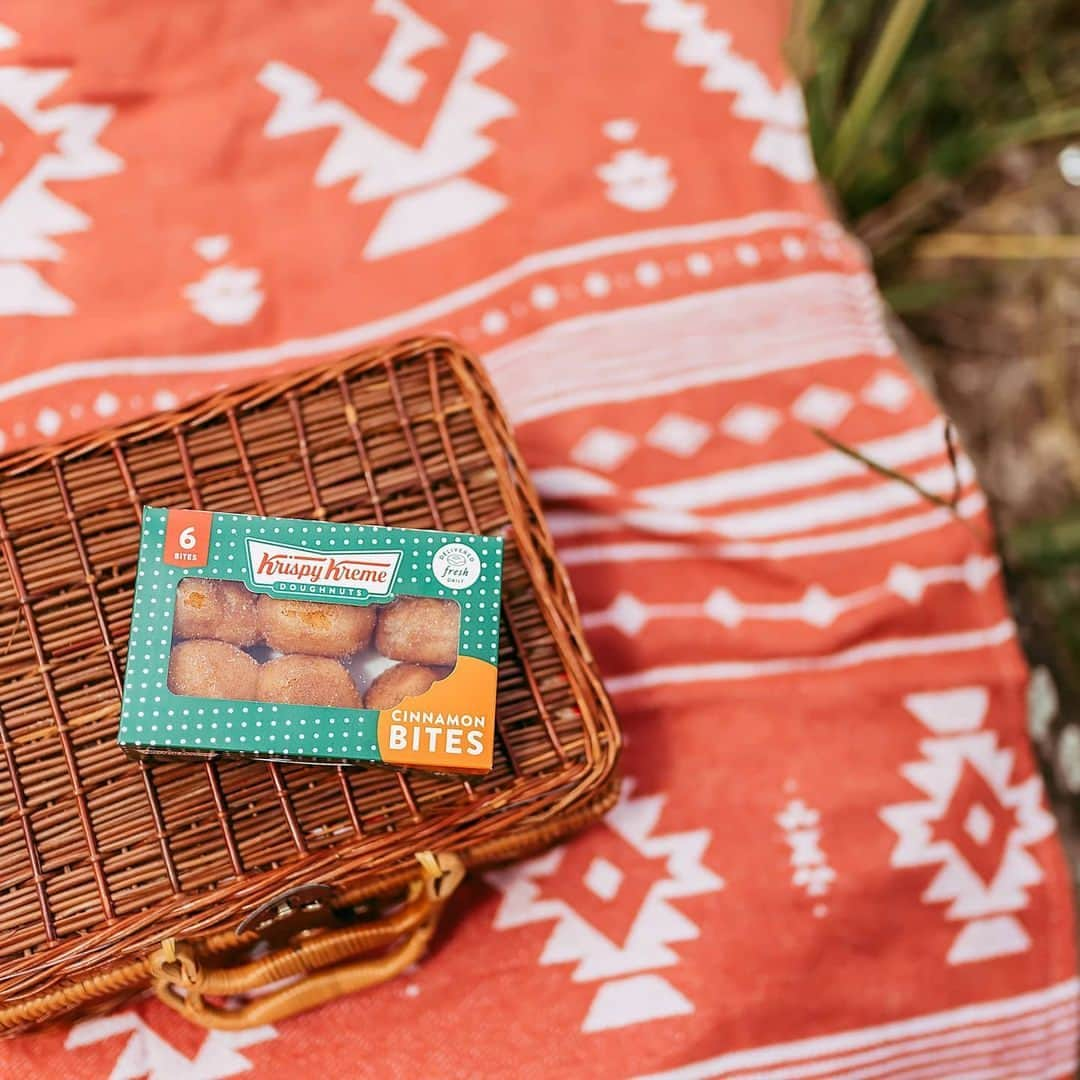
[534, 424, 977, 546]
[487, 777, 723, 1033]
[881, 687, 1057, 965]
[582, 556, 1000, 635]
[0, 212, 816, 410]
[0, 24, 122, 316]
[484, 271, 894, 425]
[257, 22, 514, 260]
[645, 413, 711, 458]
[777, 796, 836, 908]
[65, 1012, 276, 1080]
[635, 977, 1080, 1080]
[617, 0, 815, 183]
[571, 377, 883, 469]
[183, 235, 266, 327]
[597, 112, 676, 212]
[367, 0, 446, 105]
[791, 383, 854, 429]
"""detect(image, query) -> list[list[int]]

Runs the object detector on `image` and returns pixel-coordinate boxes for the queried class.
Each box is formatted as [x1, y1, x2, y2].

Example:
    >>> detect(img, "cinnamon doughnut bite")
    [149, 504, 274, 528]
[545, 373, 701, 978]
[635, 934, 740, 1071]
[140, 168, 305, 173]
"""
[364, 663, 445, 710]
[256, 655, 362, 708]
[257, 596, 376, 658]
[375, 597, 459, 666]
[174, 578, 258, 646]
[168, 640, 258, 701]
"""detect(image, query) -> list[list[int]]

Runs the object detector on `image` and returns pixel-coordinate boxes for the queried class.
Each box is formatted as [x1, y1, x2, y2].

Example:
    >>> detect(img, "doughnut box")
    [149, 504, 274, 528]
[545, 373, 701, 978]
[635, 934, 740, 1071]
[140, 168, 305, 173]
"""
[118, 507, 504, 774]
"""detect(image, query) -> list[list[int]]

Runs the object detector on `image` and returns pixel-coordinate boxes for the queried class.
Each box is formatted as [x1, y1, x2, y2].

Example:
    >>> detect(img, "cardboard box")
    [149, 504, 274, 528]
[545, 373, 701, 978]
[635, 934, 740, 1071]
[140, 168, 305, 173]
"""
[118, 507, 504, 773]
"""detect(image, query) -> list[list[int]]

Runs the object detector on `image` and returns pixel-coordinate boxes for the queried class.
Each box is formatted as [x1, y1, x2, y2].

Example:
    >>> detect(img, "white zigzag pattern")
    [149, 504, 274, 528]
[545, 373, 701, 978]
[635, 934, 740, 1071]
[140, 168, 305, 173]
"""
[617, 0, 814, 181]
[0, 32, 122, 315]
[487, 778, 723, 984]
[65, 1011, 276, 1080]
[257, 28, 514, 260]
[881, 731, 1055, 921]
[367, 0, 446, 105]
[879, 688, 1057, 965]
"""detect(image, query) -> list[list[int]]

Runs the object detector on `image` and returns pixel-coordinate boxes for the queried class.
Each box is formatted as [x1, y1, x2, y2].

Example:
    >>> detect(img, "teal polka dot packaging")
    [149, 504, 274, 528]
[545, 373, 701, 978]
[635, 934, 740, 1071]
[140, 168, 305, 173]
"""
[118, 507, 504, 774]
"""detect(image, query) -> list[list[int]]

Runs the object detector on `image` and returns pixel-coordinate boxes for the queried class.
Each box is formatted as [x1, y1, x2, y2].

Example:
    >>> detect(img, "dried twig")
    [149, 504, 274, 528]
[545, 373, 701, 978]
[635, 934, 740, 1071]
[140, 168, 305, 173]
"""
[944, 420, 963, 509]
[811, 423, 982, 539]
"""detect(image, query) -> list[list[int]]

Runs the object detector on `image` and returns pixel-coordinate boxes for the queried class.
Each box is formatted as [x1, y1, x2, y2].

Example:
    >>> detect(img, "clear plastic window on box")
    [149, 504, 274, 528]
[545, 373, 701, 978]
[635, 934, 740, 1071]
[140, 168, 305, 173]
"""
[167, 578, 459, 711]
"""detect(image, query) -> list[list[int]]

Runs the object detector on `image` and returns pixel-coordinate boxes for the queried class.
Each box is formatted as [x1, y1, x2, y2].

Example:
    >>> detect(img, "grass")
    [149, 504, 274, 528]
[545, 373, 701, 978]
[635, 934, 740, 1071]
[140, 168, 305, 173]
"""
[789, 0, 1080, 815]
[792, 0, 1078, 250]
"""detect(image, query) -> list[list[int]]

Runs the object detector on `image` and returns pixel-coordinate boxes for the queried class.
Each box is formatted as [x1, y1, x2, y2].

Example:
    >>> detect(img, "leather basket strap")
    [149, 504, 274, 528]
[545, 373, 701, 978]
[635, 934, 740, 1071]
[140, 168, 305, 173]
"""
[149, 851, 464, 1031]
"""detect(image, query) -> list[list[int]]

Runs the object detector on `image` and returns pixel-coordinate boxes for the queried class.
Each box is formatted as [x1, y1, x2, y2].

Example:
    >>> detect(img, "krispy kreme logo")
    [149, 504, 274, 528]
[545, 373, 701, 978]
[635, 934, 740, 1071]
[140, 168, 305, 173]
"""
[245, 539, 402, 597]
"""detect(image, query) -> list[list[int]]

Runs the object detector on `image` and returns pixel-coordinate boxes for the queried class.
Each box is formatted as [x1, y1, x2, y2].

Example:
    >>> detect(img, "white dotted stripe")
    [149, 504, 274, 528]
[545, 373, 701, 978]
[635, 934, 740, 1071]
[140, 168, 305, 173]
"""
[6, 223, 862, 445]
[464, 223, 857, 347]
[15, 390, 193, 447]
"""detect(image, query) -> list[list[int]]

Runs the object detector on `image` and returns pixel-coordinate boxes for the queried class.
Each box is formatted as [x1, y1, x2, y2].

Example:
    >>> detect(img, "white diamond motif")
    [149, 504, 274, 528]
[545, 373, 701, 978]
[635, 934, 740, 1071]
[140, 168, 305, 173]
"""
[861, 371, 913, 413]
[606, 593, 650, 637]
[720, 404, 781, 445]
[964, 803, 994, 847]
[888, 563, 925, 603]
[571, 428, 637, 471]
[963, 554, 998, 591]
[880, 687, 1058, 966]
[584, 857, 624, 902]
[645, 413, 711, 458]
[486, 777, 724, 1031]
[791, 385, 853, 429]
[801, 585, 840, 627]
[704, 588, 742, 627]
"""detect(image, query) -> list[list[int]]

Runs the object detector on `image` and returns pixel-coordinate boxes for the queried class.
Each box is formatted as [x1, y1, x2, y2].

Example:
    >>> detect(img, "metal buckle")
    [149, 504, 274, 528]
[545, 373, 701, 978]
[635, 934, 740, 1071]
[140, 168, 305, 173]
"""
[235, 883, 338, 937]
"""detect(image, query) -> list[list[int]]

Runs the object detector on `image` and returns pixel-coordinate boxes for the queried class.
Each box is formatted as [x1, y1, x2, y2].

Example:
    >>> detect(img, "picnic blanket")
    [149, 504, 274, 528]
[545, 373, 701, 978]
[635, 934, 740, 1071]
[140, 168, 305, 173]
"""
[1, 2, 1076, 1077]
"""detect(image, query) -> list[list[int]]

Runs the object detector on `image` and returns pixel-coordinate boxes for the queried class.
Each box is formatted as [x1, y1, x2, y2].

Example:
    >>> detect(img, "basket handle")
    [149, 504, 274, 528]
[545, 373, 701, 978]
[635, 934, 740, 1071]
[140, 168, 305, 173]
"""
[150, 852, 464, 1030]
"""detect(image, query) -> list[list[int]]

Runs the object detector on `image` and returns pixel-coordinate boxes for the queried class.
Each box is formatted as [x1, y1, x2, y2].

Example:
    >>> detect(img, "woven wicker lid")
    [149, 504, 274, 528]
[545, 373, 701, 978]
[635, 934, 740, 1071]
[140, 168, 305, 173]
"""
[0, 337, 619, 1012]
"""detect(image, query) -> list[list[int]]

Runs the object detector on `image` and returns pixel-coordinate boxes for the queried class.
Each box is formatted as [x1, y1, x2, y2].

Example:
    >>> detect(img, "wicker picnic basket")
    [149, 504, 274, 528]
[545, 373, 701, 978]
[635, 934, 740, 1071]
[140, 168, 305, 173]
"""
[0, 337, 620, 1034]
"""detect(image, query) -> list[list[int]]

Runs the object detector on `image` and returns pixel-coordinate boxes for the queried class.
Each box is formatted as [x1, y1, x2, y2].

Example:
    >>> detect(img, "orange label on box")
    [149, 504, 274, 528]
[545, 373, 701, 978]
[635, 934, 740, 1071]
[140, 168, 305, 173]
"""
[377, 656, 498, 773]
[162, 509, 213, 567]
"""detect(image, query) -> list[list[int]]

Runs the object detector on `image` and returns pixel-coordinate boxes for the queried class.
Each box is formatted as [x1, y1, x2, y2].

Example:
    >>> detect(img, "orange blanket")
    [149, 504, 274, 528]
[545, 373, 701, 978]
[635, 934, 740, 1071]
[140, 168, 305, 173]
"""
[0, 2, 1075, 1076]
